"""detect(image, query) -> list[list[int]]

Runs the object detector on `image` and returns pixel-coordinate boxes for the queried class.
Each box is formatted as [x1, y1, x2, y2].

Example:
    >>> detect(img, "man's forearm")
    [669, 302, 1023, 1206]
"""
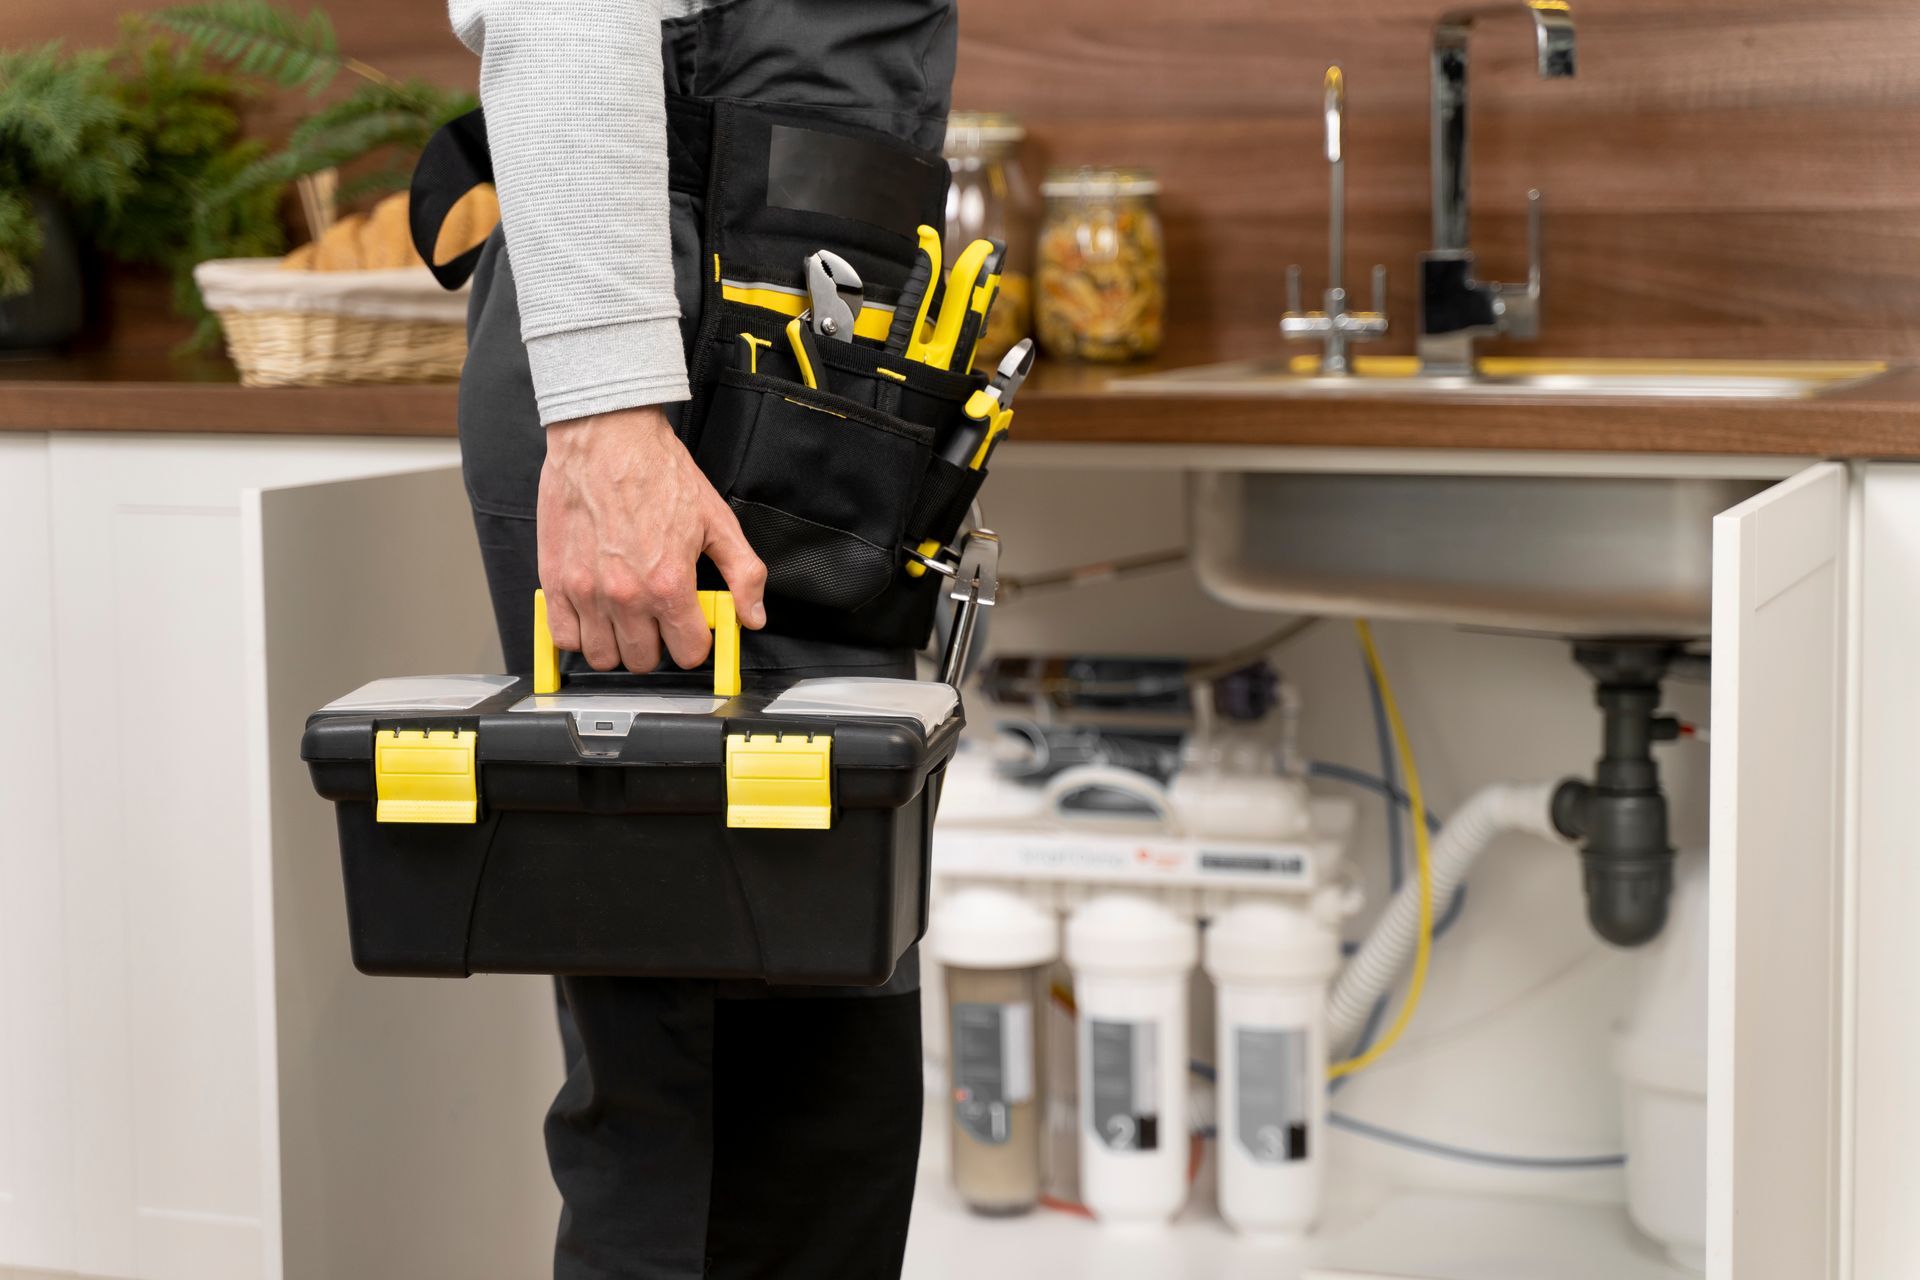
[451, 0, 689, 424]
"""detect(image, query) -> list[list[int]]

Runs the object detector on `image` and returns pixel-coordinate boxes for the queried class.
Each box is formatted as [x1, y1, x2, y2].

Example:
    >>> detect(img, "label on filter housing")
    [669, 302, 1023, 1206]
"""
[952, 1001, 1034, 1145]
[1236, 1026, 1309, 1163]
[1089, 1018, 1160, 1151]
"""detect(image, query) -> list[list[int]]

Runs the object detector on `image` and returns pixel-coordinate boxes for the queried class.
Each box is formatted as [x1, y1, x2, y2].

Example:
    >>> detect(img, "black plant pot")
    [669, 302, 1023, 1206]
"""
[0, 192, 88, 354]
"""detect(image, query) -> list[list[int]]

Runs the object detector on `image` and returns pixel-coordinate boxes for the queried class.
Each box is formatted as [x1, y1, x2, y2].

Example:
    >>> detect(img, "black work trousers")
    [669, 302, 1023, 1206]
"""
[454, 3, 956, 1276]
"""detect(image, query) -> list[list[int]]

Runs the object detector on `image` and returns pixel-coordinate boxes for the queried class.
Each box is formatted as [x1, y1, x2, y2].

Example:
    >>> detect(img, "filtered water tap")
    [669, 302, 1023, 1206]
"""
[1281, 67, 1388, 376]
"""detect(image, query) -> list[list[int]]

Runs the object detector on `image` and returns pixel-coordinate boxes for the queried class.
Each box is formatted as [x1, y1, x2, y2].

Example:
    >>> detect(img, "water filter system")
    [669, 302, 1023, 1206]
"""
[1205, 897, 1345, 1242]
[931, 887, 1059, 1216]
[929, 633, 1700, 1248]
[935, 707, 1360, 1231]
[1065, 894, 1198, 1226]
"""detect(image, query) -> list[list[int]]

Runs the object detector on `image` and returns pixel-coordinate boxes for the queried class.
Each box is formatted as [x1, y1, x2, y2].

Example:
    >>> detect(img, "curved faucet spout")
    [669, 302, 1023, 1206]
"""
[1431, 1, 1576, 250]
[1435, 1, 1576, 76]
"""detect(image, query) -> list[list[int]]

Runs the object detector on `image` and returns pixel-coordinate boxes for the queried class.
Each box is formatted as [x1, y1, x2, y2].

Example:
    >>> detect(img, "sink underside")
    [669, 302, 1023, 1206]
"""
[1190, 469, 1759, 635]
[1122, 356, 1891, 401]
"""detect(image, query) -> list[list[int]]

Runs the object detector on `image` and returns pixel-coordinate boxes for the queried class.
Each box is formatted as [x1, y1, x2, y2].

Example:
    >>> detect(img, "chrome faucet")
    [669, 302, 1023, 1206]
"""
[1418, 1, 1576, 375]
[1282, 67, 1388, 375]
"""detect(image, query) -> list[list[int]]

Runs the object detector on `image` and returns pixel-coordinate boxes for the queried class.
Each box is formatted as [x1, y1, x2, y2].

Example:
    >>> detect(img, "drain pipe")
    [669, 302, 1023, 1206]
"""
[1327, 640, 1690, 1041]
[1550, 640, 1684, 949]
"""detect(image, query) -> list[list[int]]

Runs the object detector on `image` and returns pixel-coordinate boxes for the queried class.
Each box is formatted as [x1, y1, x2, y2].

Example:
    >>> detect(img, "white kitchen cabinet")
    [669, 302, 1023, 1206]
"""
[1704, 459, 1920, 1280]
[0, 434, 557, 1280]
[3, 434, 1918, 1280]
[1709, 462, 1850, 1280]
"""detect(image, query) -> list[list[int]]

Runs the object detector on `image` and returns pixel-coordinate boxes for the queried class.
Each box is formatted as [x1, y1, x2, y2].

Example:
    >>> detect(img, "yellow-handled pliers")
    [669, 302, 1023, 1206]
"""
[908, 237, 995, 371]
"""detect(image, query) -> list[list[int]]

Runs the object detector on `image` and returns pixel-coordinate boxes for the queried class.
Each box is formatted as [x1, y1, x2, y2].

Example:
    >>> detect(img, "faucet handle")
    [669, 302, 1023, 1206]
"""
[1526, 187, 1543, 297]
[1491, 187, 1546, 339]
[1369, 263, 1388, 319]
[1286, 263, 1305, 317]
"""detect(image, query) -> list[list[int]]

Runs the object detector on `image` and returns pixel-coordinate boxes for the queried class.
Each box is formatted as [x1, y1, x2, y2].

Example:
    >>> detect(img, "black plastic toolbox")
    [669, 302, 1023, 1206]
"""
[301, 591, 961, 987]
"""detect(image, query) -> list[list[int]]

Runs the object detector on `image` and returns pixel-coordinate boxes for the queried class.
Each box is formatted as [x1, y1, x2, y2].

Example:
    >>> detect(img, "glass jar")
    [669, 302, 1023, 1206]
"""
[1037, 167, 1166, 362]
[944, 112, 1038, 367]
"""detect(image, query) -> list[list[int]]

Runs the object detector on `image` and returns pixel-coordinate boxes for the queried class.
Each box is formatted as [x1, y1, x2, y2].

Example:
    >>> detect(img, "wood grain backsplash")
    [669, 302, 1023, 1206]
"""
[11, 0, 1919, 364]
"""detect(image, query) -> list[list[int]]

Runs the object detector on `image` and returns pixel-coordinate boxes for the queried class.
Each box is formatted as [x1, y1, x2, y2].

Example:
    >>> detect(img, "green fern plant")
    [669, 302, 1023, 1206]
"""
[1, 2, 473, 347]
[102, 30, 286, 345]
[0, 43, 143, 294]
[156, 0, 475, 208]
[157, 0, 377, 94]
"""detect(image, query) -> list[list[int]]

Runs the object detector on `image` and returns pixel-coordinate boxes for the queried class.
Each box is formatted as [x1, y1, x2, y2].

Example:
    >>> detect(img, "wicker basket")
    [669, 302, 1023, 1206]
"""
[194, 257, 470, 387]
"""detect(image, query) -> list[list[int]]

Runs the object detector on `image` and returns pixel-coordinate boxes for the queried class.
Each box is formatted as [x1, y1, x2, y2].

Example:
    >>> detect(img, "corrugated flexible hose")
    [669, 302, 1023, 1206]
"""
[1327, 781, 1567, 1043]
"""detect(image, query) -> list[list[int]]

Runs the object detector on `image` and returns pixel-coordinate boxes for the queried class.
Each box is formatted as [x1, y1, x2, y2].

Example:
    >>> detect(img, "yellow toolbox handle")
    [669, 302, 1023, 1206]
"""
[533, 589, 742, 698]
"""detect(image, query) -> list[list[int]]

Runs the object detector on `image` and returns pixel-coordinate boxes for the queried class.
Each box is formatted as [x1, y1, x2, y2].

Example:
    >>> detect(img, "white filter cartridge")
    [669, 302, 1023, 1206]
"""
[1066, 894, 1198, 1227]
[1205, 898, 1342, 1241]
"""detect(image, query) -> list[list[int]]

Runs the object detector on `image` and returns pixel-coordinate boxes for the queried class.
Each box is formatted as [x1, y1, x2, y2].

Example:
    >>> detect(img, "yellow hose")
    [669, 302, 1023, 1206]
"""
[1328, 620, 1433, 1080]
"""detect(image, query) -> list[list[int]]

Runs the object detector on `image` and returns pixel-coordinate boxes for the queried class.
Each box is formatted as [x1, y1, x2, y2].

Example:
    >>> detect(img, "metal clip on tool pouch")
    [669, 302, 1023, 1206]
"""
[300, 590, 963, 986]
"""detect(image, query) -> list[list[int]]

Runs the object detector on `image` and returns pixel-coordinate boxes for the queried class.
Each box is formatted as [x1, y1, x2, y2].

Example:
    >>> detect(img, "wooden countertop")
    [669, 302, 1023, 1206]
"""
[6, 350, 1920, 458]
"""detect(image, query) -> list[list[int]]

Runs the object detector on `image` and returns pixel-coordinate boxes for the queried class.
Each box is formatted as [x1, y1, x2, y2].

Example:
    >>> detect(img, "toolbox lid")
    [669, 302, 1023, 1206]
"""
[761, 677, 959, 733]
[321, 674, 518, 712]
[303, 670, 963, 829]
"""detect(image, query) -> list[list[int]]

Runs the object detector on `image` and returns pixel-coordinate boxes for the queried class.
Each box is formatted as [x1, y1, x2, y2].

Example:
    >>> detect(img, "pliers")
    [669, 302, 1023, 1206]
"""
[785, 249, 863, 390]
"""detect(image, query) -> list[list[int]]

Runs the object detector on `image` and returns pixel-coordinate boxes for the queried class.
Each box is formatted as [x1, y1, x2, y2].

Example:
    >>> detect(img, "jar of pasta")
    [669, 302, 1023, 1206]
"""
[944, 112, 1038, 368]
[1037, 167, 1166, 362]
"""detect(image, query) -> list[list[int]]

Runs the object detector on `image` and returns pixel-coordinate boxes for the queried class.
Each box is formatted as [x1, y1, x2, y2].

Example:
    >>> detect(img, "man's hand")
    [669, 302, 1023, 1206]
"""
[538, 405, 767, 673]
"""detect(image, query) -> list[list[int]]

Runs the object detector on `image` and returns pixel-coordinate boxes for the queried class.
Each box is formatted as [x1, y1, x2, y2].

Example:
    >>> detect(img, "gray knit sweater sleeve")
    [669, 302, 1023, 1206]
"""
[450, 0, 689, 424]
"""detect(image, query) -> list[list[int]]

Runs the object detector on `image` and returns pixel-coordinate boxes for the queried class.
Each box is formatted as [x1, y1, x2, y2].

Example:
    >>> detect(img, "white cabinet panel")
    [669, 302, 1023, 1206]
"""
[37, 434, 458, 1280]
[243, 466, 557, 1280]
[0, 435, 74, 1271]
[1709, 461, 1850, 1280]
[1845, 464, 1920, 1279]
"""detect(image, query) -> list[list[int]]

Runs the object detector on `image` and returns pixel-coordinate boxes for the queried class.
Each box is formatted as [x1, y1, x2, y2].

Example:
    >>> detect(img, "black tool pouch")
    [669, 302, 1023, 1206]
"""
[414, 99, 993, 651]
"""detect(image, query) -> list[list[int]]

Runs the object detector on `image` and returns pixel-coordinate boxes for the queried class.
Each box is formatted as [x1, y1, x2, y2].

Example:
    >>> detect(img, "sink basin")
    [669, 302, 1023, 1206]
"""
[1123, 355, 1889, 400]
[1140, 354, 1883, 632]
[1191, 468, 1760, 635]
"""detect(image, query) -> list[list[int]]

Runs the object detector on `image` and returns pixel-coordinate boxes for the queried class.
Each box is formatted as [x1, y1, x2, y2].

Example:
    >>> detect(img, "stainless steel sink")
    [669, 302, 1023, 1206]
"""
[1137, 355, 1887, 633]
[1191, 469, 1764, 635]
[1121, 356, 1889, 401]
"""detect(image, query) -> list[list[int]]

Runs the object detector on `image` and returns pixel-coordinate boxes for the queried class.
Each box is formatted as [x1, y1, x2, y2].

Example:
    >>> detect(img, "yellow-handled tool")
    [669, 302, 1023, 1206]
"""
[533, 587, 742, 697]
[885, 225, 942, 356]
[952, 239, 1007, 374]
[908, 237, 995, 370]
[784, 314, 823, 389]
[947, 336, 1033, 470]
[904, 338, 1033, 577]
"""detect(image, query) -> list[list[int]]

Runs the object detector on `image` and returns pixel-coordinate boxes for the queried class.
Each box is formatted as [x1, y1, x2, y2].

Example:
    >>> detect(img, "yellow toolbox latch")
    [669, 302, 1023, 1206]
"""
[725, 732, 832, 830]
[375, 729, 479, 824]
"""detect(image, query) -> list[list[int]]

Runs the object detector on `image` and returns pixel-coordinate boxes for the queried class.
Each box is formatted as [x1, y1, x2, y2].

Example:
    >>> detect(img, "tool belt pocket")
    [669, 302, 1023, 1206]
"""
[697, 369, 936, 613]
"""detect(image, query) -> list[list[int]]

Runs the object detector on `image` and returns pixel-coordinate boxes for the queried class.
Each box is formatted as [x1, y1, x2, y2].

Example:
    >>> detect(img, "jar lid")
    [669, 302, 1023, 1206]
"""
[1041, 166, 1160, 199]
[945, 111, 1027, 151]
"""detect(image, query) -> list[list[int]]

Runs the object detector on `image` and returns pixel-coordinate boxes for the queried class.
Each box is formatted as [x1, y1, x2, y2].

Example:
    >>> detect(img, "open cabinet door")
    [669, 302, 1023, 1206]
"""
[1844, 464, 1920, 1279]
[242, 466, 560, 1280]
[1709, 461, 1850, 1280]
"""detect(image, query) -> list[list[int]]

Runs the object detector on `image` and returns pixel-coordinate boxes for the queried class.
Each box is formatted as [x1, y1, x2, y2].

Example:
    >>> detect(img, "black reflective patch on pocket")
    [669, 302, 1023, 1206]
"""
[767, 124, 941, 239]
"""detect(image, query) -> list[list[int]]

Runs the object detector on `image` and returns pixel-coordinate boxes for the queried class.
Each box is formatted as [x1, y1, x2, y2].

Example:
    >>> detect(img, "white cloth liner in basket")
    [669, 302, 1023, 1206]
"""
[193, 258, 469, 322]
